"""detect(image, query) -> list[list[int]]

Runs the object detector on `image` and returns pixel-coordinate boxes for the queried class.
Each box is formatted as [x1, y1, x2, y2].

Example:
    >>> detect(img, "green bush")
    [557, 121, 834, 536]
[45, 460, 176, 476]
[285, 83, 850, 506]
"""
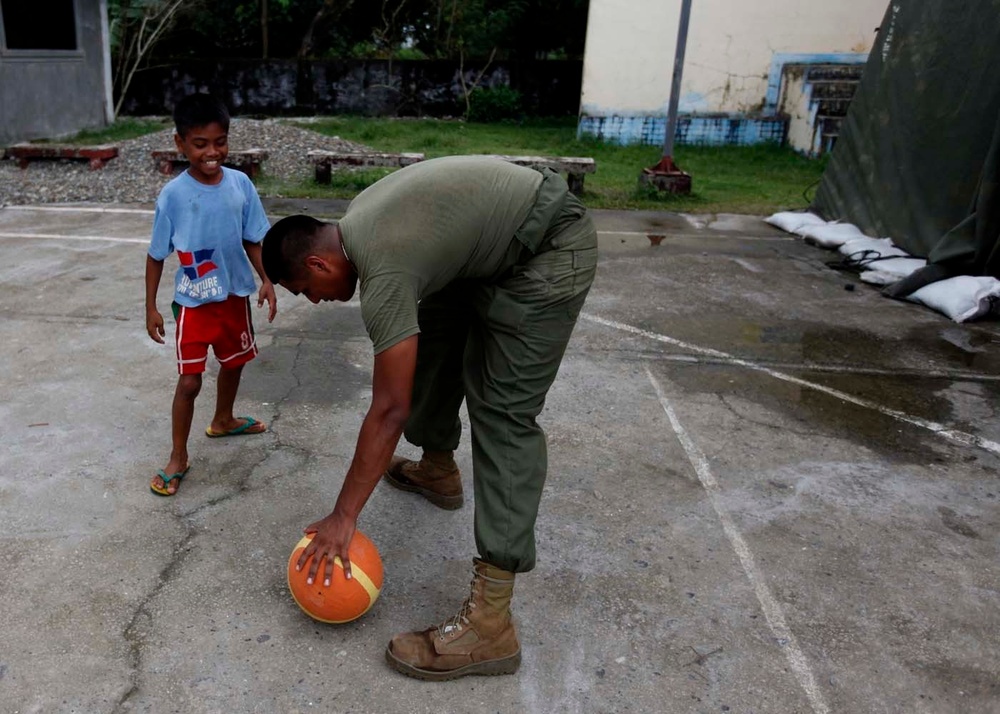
[394, 47, 428, 60]
[466, 86, 523, 123]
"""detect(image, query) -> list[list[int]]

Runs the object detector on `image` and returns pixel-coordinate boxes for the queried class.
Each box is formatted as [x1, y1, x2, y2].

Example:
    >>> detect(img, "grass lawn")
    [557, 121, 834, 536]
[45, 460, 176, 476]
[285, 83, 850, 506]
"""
[41, 117, 172, 145]
[52, 116, 827, 214]
[273, 116, 827, 215]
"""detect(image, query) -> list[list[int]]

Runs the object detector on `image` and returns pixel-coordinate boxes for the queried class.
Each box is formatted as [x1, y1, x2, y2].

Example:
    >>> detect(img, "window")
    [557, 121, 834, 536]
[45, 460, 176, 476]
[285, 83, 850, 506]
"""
[2, 0, 77, 51]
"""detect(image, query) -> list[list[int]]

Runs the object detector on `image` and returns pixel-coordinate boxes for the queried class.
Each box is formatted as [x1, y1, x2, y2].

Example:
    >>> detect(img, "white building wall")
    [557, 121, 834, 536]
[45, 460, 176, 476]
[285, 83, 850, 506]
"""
[579, 0, 886, 145]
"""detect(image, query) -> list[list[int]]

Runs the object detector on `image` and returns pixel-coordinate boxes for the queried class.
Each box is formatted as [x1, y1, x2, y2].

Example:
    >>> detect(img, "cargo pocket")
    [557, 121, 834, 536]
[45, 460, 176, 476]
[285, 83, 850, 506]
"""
[572, 247, 599, 292]
[482, 266, 547, 334]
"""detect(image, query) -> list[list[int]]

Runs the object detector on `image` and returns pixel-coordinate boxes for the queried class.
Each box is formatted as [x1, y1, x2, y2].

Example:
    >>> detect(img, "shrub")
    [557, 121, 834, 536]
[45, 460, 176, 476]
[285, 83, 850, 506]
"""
[466, 85, 523, 123]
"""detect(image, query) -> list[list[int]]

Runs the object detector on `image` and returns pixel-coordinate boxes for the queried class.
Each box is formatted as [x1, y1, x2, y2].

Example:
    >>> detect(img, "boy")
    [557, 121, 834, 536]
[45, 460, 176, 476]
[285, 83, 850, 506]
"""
[145, 93, 276, 497]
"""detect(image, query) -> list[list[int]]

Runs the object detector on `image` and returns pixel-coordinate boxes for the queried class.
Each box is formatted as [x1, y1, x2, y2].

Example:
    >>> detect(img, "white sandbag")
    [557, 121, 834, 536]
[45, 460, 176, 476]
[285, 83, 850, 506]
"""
[905, 276, 1000, 323]
[837, 236, 909, 259]
[858, 257, 928, 286]
[859, 271, 898, 286]
[799, 222, 868, 248]
[764, 211, 826, 234]
[866, 257, 926, 277]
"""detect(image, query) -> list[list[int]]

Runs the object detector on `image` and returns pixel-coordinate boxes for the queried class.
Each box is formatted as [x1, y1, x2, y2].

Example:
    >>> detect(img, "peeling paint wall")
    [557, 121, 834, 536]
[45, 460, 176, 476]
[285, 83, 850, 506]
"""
[780, 62, 866, 156]
[580, 0, 886, 145]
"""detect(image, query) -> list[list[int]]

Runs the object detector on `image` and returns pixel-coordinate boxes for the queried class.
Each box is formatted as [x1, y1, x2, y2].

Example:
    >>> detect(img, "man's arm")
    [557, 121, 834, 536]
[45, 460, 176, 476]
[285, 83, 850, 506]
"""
[297, 335, 419, 585]
[337, 334, 418, 517]
[145, 255, 166, 343]
[244, 240, 277, 322]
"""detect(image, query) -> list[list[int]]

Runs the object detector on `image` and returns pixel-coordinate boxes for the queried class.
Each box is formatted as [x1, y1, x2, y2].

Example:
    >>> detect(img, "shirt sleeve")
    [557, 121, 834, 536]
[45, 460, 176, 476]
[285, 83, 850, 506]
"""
[148, 202, 174, 261]
[360, 273, 422, 354]
[241, 179, 271, 244]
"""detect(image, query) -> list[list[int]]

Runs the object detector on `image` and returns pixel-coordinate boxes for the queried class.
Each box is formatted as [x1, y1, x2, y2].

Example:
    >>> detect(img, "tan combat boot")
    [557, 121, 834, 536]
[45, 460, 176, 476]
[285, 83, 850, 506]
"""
[385, 559, 521, 681]
[383, 450, 464, 509]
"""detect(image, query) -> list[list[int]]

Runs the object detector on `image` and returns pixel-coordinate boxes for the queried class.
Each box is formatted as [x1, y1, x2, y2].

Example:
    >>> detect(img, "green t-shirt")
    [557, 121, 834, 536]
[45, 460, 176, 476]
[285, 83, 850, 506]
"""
[338, 156, 544, 354]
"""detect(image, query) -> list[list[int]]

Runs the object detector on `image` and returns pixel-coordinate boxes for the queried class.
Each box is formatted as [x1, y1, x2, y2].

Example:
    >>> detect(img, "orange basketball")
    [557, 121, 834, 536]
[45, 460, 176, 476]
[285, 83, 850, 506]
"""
[287, 530, 383, 623]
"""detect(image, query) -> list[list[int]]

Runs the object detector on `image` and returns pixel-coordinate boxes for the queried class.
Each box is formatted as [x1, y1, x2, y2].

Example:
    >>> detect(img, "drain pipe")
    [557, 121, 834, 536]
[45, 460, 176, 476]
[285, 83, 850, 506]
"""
[640, 0, 693, 194]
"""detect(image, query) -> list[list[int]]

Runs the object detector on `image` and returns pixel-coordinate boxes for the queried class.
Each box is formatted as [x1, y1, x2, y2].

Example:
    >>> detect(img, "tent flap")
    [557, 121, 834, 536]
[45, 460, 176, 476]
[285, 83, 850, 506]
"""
[812, 0, 1000, 295]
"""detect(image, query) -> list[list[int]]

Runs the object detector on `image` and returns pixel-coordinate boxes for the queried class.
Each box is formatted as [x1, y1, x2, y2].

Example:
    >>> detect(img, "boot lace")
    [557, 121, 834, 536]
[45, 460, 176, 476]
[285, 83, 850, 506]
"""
[435, 570, 507, 640]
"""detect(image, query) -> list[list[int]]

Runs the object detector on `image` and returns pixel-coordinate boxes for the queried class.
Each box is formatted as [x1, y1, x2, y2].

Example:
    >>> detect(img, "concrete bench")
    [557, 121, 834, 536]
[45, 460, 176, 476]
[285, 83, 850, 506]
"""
[5, 143, 118, 170]
[309, 150, 595, 195]
[309, 150, 426, 184]
[151, 148, 268, 180]
[479, 155, 596, 195]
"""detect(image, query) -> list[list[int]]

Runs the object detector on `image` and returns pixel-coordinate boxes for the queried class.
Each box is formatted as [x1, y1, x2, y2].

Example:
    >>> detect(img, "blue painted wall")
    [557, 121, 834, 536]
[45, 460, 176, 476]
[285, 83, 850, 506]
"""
[577, 52, 868, 148]
[577, 114, 788, 147]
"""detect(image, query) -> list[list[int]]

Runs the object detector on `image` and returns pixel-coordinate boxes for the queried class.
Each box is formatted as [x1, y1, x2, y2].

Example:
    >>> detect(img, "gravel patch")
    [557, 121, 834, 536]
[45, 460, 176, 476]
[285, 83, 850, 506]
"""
[0, 118, 371, 206]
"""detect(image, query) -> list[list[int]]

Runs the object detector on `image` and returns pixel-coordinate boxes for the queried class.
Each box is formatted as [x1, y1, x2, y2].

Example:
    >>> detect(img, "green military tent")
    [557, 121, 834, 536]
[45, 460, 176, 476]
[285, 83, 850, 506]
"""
[812, 0, 1000, 297]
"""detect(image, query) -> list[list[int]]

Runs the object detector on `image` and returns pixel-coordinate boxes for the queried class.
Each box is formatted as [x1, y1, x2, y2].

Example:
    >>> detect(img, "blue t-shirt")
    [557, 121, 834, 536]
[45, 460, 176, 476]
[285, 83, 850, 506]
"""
[149, 167, 271, 307]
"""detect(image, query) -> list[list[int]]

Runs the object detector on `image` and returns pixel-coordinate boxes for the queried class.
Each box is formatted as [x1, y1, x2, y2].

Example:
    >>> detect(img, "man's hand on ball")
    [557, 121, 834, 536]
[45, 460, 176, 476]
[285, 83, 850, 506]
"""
[298, 510, 357, 586]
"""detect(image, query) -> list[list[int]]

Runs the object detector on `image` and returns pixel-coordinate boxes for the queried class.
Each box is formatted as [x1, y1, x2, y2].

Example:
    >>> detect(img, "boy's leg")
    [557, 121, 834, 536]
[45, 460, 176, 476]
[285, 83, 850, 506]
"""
[208, 295, 265, 436]
[152, 373, 202, 494]
[209, 363, 265, 434]
[153, 301, 209, 494]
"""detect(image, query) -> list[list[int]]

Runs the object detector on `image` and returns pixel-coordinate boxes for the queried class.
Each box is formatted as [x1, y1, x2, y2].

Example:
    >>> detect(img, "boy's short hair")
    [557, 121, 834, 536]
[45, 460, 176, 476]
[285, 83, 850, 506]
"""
[173, 93, 230, 137]
[262, 215, 329, 284]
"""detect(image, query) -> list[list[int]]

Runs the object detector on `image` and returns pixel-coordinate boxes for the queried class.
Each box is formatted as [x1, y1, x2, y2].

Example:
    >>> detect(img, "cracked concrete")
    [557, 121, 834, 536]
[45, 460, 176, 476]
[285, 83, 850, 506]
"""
[1, 203, 999, 713]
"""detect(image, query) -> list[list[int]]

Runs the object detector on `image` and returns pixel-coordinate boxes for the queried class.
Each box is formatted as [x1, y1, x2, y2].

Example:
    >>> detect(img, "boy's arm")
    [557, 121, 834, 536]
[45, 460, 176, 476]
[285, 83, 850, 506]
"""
[244, 240, 277, 322]
[145, 255, 166, 344]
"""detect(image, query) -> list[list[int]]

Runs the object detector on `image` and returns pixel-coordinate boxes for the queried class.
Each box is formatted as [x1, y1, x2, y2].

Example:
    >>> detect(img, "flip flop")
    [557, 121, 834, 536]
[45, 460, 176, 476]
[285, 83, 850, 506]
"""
[150, 467, 190, 497]
[205, 415, 267, 438]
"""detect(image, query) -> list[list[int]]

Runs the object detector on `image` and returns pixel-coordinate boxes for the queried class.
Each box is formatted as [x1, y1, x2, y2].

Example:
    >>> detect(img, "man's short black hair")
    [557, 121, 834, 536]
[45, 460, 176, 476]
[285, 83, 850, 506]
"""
[173, 93, 230, 137]
[262, 214, 330, 284]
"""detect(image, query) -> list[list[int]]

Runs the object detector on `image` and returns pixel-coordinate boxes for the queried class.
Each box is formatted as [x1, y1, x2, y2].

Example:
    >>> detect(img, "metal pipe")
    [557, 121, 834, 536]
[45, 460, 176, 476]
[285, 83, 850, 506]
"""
[662, 0, 693, 159]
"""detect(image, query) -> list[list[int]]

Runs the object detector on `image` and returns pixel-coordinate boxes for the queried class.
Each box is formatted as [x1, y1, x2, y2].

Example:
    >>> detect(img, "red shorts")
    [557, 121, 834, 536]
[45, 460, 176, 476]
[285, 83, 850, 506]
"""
[172, 295, 257, 375]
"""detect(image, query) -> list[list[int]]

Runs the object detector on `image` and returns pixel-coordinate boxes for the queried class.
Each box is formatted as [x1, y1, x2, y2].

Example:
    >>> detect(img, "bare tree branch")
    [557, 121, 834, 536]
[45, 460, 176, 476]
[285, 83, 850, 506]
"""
[458, 45, 497, 117]
[112, 0, 191, 116]
[299, 0, 355, 59]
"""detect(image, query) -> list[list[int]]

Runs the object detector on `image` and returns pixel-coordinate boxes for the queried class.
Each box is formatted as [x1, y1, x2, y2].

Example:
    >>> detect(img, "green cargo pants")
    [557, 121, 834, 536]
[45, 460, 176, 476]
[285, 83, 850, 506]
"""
[402, 181, 598, 574]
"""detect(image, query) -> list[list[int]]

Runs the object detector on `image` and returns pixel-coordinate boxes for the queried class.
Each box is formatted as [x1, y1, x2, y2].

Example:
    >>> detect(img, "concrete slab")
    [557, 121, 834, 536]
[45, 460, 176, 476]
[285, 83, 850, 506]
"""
[1, 204, 998, 714]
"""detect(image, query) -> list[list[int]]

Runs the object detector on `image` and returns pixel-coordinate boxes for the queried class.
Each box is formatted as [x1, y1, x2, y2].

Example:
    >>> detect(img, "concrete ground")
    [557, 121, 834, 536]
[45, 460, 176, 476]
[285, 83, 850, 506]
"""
[1, 201, 998, 714]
